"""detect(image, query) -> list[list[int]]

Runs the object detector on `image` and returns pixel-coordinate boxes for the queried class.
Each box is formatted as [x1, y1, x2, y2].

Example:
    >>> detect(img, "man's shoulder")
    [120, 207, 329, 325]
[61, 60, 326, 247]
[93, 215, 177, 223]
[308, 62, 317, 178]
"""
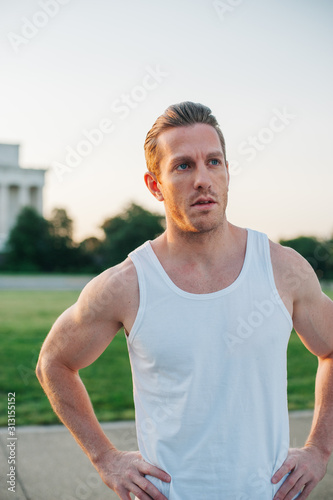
[268, 238, 319, 301]
[89, 258, 138, 297]
[77, 258, 139, 322]
[268, 238, 311, 272]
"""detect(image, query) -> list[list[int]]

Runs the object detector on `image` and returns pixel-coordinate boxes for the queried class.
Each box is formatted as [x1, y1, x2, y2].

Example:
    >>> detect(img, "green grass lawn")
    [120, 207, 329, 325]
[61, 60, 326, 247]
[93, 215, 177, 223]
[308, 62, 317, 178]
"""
[0, 290, 134, 426]
[0, 289, 332, 426]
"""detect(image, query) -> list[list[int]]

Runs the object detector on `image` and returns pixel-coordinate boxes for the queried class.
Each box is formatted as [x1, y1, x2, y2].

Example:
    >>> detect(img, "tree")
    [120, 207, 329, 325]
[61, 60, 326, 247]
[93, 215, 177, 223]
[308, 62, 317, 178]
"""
[280, 236, 333, 280]
[47, 208, 81, 271]
[3, 203, 166, 273]
[4, 206, 54, 271]
[49, 208, 73, 241]
[79, 237, 104, 272]
[100, 203, 165, 267]
[3, 206, 90, 272]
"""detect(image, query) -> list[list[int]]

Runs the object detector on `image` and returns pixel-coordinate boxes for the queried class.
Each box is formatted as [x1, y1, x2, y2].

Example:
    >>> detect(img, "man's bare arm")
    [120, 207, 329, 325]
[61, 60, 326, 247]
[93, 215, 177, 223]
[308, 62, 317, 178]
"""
[36, 260, 170, 500]
[271, 248, 333, 500]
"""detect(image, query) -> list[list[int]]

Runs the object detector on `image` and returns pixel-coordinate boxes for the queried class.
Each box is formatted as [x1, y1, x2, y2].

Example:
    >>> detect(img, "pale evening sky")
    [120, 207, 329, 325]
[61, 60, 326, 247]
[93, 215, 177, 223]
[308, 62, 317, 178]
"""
[1, 0, 332, 243]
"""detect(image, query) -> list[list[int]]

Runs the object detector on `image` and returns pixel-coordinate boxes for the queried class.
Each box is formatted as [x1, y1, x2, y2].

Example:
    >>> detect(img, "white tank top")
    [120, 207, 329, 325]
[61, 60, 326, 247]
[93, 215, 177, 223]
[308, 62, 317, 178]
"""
[127, 229, 293, 499]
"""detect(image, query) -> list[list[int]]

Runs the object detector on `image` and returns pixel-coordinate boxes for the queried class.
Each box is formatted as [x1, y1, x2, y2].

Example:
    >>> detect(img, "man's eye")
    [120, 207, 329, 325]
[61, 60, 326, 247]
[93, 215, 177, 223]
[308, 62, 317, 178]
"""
[210, 159, 220, 165]
[176, 163, 189, 170]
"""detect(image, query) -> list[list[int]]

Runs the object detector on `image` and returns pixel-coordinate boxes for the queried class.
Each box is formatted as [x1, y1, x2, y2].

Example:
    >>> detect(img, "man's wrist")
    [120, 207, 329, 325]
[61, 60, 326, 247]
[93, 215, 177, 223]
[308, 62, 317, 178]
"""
[304, 441, 332, 464]
[90, 444, 119, 469]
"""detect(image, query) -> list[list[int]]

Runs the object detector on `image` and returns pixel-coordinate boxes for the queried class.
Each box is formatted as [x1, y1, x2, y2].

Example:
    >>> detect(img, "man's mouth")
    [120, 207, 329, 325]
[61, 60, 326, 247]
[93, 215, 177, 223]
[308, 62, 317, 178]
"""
[191, 198, 216, 206]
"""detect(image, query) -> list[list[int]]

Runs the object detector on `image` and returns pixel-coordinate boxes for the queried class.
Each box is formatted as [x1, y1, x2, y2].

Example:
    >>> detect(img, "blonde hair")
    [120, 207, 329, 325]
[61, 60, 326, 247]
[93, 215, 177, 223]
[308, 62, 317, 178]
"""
[144, 101, 226, 177]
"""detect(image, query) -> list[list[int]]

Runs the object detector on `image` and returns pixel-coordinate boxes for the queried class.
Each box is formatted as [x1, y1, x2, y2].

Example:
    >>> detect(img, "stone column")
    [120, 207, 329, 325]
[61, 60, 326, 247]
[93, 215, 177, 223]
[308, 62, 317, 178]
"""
[19, 183, 30, 209]
[0, 183, 9, 250]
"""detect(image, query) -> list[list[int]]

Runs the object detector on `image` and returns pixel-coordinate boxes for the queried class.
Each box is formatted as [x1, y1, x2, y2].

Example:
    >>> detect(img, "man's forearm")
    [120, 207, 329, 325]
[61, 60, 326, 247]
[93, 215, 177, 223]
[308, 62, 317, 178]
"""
[305, 355, 333, 461]
[36, 362, 115, 464]
[36, 361, 171, 499]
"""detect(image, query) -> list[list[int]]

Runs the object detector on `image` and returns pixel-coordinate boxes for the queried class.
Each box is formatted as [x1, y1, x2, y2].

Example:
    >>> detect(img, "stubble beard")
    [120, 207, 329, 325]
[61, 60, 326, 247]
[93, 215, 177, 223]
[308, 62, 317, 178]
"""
[166, 192, 228, 240]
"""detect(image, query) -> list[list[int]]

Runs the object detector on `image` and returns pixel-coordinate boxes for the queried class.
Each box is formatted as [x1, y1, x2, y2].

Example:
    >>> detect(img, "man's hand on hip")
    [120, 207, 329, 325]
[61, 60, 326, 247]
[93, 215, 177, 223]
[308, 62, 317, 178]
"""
[94, 448, 171, 500]
[271, 446, 327, 500]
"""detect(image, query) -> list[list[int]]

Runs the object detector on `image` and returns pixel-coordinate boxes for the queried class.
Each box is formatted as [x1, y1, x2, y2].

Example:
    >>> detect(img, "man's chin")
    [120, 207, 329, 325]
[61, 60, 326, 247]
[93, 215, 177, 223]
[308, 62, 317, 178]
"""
[185, 219, 224, 235]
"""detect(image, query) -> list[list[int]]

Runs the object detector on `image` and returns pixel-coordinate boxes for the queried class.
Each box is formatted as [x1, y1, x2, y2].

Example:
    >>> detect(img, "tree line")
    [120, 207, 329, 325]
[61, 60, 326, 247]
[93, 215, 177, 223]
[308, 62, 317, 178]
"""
[0, 203, 164, 273]
[1, 203, 332, 280]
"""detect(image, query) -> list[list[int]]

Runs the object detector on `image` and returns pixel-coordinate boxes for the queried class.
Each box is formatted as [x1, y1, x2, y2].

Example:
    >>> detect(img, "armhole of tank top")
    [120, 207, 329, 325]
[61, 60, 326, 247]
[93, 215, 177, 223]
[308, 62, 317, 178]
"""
[262, 233, 293, 328]
[126, 253, 146, 344]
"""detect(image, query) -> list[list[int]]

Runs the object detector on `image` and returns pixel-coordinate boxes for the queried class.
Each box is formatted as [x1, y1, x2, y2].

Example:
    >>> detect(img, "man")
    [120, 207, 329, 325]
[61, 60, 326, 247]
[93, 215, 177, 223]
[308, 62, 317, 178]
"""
[37, 101, 333, 500]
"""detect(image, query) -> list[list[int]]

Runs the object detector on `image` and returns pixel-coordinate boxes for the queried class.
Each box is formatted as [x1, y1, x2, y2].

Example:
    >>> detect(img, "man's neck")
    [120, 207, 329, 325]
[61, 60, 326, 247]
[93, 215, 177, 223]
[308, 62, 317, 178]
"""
[154, 220, 243, 269]
[150, 221, 247, 294]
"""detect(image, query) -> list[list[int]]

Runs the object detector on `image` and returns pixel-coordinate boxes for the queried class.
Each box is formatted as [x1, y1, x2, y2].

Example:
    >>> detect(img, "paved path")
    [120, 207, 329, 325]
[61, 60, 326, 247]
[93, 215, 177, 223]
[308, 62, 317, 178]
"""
[0, 412, 332, 500]
[0, 275, 94, 291]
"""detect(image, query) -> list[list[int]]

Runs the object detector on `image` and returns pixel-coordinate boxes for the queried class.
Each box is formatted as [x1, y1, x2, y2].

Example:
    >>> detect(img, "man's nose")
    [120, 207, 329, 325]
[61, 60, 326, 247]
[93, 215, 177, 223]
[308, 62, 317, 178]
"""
[193, 163, 211, 190]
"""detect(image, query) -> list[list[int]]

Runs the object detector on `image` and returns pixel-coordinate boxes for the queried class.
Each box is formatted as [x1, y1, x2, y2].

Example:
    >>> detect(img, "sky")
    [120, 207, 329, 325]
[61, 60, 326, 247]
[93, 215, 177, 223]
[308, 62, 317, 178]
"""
[1, 0, 332, 243]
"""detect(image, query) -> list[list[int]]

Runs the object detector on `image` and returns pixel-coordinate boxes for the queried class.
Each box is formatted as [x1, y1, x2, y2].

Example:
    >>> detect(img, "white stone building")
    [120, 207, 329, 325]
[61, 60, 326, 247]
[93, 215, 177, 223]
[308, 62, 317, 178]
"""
[0, 143, 46, 251]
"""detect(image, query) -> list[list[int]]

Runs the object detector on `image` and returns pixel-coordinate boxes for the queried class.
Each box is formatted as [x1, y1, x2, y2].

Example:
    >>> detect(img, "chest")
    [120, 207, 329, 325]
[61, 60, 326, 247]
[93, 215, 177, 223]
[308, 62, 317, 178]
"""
[162, 258, 245, 294]
[129, 286, 292, 378]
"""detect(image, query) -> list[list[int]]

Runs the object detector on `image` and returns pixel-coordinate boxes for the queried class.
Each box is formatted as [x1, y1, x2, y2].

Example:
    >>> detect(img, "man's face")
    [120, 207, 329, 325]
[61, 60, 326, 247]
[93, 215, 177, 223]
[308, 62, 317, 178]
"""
[150, 123, 230, 235]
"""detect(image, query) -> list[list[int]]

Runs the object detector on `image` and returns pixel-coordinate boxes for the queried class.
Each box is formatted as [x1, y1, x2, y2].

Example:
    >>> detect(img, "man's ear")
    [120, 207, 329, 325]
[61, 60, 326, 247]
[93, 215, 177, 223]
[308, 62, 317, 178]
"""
[144, 171, 164, 201]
